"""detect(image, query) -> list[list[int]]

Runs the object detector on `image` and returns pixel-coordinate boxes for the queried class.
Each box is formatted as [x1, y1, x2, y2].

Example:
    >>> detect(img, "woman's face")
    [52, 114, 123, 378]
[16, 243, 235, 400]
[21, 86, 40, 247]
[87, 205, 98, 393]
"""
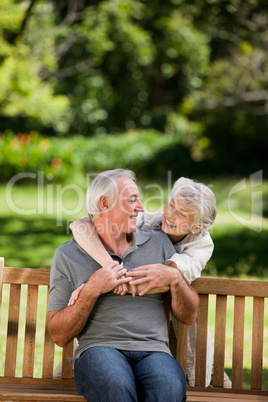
[161, 197, 198, 242]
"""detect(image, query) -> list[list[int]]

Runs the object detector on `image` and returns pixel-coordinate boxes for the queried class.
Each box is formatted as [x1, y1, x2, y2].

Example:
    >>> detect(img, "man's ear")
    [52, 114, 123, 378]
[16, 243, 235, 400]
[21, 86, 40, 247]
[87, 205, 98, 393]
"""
[98, 196, 111, 212]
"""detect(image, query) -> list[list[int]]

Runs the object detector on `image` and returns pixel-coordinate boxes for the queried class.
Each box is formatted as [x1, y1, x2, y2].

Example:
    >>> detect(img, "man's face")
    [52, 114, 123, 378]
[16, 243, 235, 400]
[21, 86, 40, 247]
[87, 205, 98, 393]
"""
[108, 176, 144, 236]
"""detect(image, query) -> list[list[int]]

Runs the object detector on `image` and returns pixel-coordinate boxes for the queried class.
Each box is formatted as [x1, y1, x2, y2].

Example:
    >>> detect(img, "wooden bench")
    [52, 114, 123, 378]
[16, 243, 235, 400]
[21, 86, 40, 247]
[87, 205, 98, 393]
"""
[0, 257, 267, 401]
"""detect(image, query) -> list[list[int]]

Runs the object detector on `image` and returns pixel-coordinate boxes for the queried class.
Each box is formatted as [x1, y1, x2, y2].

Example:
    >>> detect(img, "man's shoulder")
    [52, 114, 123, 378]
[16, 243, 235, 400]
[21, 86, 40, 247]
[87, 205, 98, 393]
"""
[56, 238, 78, 254]
[54, 238, 86, 261]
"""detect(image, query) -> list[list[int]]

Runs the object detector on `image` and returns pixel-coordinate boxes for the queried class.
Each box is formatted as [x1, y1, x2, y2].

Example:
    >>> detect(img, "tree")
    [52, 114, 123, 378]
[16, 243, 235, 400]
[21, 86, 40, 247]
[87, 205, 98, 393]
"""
[0, 0, 69, 133]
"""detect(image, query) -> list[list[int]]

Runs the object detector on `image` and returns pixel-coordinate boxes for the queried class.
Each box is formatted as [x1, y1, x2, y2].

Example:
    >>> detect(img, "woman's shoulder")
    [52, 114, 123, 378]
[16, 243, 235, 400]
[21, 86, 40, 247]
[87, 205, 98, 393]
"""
[177, 230, 213, 247]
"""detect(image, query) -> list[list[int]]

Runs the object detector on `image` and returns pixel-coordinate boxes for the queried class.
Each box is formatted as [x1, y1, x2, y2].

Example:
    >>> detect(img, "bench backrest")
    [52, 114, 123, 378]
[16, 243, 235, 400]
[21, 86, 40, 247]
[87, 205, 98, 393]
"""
[175, 277, 268, 393]
[0, 257, 74, 382]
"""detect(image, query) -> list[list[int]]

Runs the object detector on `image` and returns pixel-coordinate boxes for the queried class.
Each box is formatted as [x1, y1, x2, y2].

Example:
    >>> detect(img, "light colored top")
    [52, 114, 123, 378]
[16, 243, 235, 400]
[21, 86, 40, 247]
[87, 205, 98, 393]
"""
[137, 211, 214, 283]
[48, 229, 176, 360]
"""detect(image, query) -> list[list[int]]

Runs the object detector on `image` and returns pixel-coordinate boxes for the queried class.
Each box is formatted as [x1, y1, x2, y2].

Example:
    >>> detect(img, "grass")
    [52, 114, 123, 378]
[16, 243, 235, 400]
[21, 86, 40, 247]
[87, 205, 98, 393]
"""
[0, 176, 267, 387]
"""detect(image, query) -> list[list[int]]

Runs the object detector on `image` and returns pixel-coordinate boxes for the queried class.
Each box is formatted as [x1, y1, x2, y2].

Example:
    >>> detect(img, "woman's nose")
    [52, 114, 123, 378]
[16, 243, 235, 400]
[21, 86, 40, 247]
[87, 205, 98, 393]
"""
[136, 199, 144, 212]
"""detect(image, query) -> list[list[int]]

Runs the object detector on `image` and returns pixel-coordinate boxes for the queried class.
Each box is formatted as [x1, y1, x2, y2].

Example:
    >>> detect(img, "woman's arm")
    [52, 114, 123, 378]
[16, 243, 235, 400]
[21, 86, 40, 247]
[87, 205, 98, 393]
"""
[69, 218, 169, 297]
[167, 232, 214, 284]
[70, 217, 112, 265]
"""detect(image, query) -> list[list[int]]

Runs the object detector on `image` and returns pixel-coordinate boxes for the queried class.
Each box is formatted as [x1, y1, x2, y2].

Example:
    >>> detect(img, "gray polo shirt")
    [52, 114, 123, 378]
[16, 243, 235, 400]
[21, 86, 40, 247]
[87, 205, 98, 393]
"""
[48, 229, 176, 359]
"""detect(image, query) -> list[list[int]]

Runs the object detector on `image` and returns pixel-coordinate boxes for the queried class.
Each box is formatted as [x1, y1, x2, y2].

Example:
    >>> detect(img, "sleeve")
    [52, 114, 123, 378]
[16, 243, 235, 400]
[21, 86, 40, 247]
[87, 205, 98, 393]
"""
[167, 233, 214, 284]
[136, 211, 162, 230]
[47, 248, 74, 312]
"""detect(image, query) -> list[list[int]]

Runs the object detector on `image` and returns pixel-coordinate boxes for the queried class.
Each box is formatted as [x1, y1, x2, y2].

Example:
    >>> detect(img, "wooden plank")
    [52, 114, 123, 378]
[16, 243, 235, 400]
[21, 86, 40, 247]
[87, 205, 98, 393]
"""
[3, 267, 50, 286]
[213, 295, 227, 387]
[176, 321, 188, 374]
[62, 340, 74, 379]
[23, 285, 39, 378]
[0, 257, 4, 316]
[195, 294, 208, 386]
[4, 284, 21, 377]
[0, 383, 86, 401]
[42, 288, 55, 379]
[187, 389, 268, 401]
[192, 278, 268, 298]
[232, 296, 245, 389]
[251, 297, 264, 390]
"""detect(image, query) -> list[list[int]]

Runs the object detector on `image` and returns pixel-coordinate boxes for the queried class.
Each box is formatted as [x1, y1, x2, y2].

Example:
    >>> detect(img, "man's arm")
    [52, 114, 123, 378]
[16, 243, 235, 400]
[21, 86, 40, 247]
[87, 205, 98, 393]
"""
[168, 263, 199, 325]
[48, 262, 130, 347]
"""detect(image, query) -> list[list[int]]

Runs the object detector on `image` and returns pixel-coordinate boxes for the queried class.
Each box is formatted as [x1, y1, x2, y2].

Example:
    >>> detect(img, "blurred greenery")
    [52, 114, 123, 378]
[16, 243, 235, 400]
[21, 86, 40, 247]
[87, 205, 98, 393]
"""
[0, 0, 267, 178]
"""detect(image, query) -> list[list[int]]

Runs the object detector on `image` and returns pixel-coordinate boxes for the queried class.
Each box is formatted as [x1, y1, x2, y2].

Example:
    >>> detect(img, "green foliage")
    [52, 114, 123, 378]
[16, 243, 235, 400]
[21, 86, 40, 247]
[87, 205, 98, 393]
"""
[0, 0, 70, 132]
[0, 130, 184, 182]
[0, 131, 74, 181]
[0, 0, 267, 176]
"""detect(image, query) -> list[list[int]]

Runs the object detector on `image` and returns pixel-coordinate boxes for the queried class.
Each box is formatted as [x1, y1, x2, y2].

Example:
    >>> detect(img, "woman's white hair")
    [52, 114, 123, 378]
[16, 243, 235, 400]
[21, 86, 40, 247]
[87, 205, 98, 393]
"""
[85, 169, 136, 221]
[171, 177, 217, 232]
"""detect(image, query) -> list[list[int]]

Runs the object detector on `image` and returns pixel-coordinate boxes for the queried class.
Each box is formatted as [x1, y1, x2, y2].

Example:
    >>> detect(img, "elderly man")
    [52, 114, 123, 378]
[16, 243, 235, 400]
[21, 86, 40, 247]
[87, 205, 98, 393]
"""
[47, 169, 199, 402]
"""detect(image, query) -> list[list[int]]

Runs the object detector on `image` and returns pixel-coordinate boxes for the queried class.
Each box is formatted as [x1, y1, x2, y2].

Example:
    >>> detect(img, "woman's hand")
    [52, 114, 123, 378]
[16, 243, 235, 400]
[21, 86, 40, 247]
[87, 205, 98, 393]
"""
[126, 263, 177, 296]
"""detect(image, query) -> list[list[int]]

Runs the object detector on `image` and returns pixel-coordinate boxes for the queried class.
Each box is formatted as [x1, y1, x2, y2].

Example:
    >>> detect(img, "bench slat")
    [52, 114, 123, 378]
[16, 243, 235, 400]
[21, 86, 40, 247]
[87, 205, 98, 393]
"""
[213, 295, 227, 387]
[232, 296, 245, 389]
[43, 289, 55, 379]
[62, 340, 74, 379]
[5, 284, 21, 377]
[251, 297, 264, 390]
[195, 294, 208, 386]
[23, 285, 38, 378]
[176, 321, 188, 374]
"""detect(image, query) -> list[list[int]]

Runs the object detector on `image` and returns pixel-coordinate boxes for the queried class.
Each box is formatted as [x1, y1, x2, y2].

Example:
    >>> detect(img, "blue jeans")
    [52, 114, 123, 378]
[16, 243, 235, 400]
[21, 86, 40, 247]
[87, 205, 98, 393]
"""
[74, 346, 186, 402]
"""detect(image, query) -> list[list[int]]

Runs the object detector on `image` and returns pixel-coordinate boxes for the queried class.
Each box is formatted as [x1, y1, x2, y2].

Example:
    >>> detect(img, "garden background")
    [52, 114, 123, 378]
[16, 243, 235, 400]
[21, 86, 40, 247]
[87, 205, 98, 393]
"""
[0, 0, 267, 387]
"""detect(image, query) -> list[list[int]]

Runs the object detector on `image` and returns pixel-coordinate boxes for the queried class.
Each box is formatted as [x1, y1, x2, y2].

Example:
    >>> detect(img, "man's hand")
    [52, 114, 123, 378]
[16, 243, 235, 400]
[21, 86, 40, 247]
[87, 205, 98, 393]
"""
[89, 261, 131, 296]
[68, 261, 131, 305]
[125, 264, 178, 296]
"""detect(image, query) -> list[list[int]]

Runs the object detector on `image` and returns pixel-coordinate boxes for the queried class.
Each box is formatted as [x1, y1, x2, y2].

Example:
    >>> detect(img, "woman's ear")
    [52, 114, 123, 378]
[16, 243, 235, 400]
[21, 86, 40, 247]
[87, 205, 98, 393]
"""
[98, 196, 111, 213]
[191, 224, 203, 234]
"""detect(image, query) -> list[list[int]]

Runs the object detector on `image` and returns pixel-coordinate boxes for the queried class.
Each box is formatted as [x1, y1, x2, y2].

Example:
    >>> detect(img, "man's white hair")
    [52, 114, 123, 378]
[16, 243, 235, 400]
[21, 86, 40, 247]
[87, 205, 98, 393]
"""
[171, 177, 217, 231]
[85, 169, 136, 222]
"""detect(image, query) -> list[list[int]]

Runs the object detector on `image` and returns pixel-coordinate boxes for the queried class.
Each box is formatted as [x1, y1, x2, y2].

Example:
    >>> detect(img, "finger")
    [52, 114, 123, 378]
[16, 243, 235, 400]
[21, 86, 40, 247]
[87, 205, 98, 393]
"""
[139, 284, 155, 296]
[120, 283, 128, 295]
[125, 269, 149, 277]
[107, 261, 120, 269]
[131, 284, 136, 297]
[129, 277, 151, 285]
[115, 268, 127, 278]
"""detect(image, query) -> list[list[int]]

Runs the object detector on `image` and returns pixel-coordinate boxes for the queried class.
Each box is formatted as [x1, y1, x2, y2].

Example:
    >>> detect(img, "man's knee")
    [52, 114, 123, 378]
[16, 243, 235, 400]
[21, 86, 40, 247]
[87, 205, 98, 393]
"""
[164, 373, 186, 398]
